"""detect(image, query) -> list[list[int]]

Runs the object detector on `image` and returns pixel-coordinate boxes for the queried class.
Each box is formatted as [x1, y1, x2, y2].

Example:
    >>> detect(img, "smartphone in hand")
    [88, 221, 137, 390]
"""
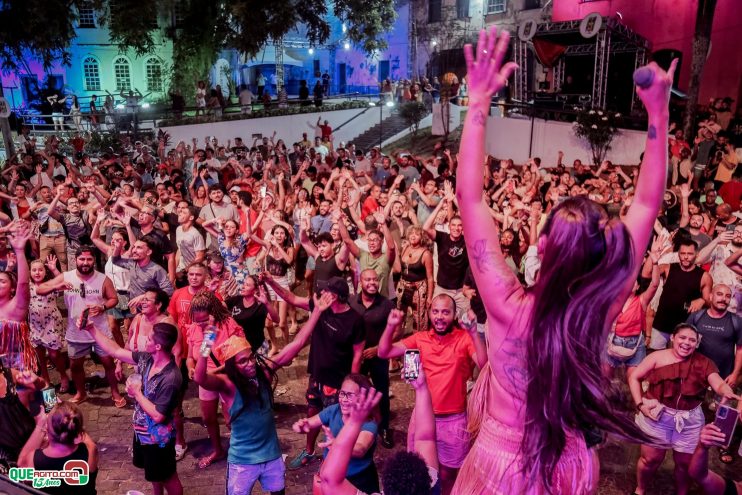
[713, 404, 739, 449]
[403, 349, 421, 381]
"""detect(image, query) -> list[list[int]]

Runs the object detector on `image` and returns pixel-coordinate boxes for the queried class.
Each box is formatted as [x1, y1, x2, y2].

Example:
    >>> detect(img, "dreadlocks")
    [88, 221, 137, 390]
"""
[223, 351, 278, 421]
[188, 290, 231, 324]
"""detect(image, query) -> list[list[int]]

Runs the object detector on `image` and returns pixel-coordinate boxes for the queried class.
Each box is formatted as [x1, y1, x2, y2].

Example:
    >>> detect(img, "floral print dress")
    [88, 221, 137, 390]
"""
[29, 285, 64, 351]
[217, 232, 249, 286]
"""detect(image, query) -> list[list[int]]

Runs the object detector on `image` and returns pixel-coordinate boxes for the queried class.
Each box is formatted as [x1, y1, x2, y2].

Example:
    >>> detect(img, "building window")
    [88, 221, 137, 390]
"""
[456, 0, 470, 18]
[524, 0, 541, 8]
[486, 0, 506, 14]
[83, 57, 101, 91]
[146, 58, 163, 92]
[428, 0, 442, 22]
[113, 57, 131, 91]
[78, 5, 95, 28]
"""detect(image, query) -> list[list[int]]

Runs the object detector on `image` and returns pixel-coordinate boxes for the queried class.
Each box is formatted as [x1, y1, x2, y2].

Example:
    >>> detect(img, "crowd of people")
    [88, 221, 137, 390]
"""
[1, 28, 742, 495]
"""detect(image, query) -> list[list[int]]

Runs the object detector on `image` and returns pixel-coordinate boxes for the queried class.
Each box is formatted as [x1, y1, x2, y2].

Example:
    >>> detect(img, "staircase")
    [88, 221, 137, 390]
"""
[349, 112, 411, 151]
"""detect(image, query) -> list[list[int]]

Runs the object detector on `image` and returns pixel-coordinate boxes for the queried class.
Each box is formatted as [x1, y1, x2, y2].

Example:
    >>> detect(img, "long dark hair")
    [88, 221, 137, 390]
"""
[522, 196, 649, 490]
[223, 351, 277, 420]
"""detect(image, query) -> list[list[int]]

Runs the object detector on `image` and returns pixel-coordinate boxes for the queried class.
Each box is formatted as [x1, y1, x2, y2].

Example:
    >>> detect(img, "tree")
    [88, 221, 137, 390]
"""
[573, 108, 622, 165]
[102, 0, 397, 97]
[0, 0, 99, 157]
[682, 0, 718, 140]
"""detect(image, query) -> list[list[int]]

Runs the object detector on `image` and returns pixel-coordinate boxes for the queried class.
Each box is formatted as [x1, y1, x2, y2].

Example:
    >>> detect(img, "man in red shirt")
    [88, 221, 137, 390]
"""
[378, 295, 487, 495]
[317, 117, 332, 142]
[719, 167, 742, 211]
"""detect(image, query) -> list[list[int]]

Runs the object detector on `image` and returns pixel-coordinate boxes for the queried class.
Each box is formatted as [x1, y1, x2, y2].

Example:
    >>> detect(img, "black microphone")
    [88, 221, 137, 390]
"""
[633, 67, 654, 89]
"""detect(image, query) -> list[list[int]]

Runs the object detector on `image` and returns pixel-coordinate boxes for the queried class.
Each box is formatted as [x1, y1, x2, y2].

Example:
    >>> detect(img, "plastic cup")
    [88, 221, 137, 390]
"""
[126, 373, 142, 395]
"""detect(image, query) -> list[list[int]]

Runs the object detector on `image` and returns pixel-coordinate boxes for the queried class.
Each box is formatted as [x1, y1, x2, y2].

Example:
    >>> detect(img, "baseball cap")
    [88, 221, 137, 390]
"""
[229, 186, 241, 193]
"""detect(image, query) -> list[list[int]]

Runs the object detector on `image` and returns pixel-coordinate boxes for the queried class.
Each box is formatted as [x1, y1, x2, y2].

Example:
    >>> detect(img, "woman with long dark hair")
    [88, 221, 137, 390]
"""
[454, 27, 677, 493]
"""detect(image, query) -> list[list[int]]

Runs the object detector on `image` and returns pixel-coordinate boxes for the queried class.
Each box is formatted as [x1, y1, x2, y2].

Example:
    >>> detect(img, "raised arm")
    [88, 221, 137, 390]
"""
[271, 293, 331, 368]
[456, 28, 523, 324]
[319, 388, 383, 495]
[8, 221, 32, 319]
[377, 309, 407, 359]
[620, 59, 677, 299]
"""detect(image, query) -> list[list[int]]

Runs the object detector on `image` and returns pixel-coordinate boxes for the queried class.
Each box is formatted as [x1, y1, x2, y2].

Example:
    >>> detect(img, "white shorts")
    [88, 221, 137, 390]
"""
[635, 404, 704, 454]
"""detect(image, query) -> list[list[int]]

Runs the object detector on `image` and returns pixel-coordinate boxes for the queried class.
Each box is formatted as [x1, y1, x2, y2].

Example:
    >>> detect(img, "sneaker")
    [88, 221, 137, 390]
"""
[288, 449, 317, 470]
[174, 444, 188, 462]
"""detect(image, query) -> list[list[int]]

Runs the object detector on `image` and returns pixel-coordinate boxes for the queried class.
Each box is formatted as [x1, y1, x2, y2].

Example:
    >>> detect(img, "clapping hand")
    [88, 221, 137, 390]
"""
[463, 27, 518, 104]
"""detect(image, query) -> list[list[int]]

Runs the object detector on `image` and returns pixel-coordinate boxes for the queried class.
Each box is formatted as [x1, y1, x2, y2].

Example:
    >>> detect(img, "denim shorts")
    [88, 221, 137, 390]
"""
[227, 457, 285, 494]
[67, 341, 110, 360]
[605, 334, 646, 367]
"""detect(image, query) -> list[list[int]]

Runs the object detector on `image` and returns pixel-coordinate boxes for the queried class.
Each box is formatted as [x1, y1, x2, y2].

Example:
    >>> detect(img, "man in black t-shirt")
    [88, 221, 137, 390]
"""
[226, 283, 279, 352]
[350, 269, 395, 448]
[423, 209, 470, 313]
[687, 284, 742, 382]
[288, 276, 365, 470]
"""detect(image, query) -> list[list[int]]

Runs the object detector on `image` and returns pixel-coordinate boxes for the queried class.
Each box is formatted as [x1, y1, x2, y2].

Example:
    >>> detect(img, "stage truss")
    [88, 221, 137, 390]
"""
[513, 16, 650, 111]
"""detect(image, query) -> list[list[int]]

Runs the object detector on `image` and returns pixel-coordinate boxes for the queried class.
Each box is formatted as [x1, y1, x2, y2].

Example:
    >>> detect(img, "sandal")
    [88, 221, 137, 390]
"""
[113, 397, 127, 408]
[720, 448, 734, 464]
[198, 451, 226, 469]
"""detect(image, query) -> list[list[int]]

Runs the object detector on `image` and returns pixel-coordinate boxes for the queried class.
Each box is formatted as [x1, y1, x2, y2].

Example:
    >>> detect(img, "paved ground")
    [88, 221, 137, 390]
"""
[49, 350, 741, 495]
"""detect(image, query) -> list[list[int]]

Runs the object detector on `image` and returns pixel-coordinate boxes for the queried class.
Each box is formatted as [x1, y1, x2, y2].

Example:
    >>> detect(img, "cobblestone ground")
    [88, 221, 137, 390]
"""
[53, 351, 741, 495]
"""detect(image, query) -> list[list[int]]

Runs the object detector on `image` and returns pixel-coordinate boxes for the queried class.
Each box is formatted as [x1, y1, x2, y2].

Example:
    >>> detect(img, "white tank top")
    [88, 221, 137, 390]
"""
[63, 270, 111, 343]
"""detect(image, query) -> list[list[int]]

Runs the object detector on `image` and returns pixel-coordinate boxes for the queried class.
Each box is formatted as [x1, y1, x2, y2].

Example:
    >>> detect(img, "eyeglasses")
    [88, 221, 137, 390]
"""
[338, 391, 357, 401]
[80, 283, 86, 299]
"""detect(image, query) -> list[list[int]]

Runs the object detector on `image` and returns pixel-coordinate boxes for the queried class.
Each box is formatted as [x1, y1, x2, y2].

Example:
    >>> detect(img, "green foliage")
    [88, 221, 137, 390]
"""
[0, 0, 103, 72]
[399, 101, 427, 136]
[573, 107, 622, 165]
[157, 100, 368, 127]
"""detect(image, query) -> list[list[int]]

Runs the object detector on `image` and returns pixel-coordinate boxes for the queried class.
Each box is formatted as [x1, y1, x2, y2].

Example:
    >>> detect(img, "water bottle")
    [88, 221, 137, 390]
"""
[200, 325, 218, 357]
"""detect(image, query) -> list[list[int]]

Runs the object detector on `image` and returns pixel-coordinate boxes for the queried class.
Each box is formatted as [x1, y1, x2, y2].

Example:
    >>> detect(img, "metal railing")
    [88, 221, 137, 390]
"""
[15, 92, 380, 135]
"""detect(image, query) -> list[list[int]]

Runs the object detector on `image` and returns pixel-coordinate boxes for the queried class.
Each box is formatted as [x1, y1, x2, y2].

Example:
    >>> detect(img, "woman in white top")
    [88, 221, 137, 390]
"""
[91, 215, 131, 353]
[70, 96, 82, 131]
[195, 80, 207, 116]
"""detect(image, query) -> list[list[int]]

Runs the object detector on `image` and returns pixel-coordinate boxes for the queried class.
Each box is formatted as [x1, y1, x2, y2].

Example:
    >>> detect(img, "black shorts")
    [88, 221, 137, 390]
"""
[305, 377, 339, 410]
[132, 435, 176, 482]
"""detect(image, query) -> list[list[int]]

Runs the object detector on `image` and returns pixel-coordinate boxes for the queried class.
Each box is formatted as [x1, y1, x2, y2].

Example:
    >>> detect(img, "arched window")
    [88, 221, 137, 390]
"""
[146, 58, 163, 92]
[83, 57, 101, 91]
[113, 57, 131, 91]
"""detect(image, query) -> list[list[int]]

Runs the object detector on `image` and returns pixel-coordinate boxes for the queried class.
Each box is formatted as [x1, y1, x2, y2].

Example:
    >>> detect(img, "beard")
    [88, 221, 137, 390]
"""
[432, 320, 456, 336]
[77, 264, 94, 275]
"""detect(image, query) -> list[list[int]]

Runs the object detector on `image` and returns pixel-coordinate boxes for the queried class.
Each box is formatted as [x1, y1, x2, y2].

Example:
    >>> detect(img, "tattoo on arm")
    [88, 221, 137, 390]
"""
[647, 125, 657, 140]
[472, 110, 487, 126]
